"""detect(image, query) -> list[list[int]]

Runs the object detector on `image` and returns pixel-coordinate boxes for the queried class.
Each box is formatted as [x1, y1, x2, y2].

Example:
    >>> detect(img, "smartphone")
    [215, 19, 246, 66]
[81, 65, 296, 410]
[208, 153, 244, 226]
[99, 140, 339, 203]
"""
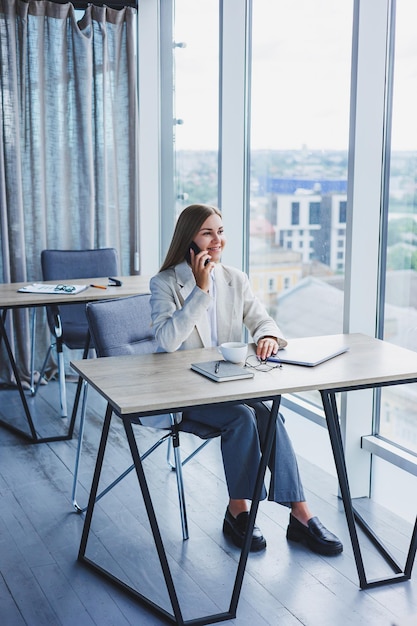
[185, 241, 210, 265]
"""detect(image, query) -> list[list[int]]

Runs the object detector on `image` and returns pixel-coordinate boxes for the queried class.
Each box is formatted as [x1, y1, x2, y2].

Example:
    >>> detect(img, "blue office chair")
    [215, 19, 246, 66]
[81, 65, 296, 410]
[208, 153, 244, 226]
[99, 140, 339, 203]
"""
[72, 293, 219, 540]
[34, 248, 119, 418]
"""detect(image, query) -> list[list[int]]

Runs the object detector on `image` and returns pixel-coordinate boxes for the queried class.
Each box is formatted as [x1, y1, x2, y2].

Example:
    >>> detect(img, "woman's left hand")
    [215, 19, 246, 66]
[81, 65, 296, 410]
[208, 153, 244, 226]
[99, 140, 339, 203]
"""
[256, 336, 279, 362]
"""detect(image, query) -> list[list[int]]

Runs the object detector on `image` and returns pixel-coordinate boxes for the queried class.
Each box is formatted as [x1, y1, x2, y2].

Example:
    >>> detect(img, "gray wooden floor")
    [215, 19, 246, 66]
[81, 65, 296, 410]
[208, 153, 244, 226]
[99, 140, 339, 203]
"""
[0, 379, 417, 625]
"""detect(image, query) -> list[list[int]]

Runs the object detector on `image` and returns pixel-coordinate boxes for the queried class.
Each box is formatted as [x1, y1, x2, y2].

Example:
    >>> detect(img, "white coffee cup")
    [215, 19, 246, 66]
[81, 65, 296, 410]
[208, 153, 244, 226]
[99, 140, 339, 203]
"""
[219, 341, 248, 364]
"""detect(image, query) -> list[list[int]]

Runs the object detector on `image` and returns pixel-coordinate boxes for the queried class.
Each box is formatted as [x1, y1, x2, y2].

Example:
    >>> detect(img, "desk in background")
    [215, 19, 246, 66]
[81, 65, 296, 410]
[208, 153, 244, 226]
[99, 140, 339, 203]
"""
[71, 333, 417, 625]
[0, 275, 150, 442]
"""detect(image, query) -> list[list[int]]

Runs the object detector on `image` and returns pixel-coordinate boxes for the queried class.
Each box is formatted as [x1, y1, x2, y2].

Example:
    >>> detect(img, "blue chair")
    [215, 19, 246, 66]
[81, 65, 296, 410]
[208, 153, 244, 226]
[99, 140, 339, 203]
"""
[72, 293, 219, 540]
[34, 248, 119, 417]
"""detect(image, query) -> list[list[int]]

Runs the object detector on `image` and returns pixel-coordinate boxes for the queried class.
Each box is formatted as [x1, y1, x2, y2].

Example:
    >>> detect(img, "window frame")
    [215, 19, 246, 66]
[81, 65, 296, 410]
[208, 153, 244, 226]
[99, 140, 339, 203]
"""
[138, 0, 417, 502]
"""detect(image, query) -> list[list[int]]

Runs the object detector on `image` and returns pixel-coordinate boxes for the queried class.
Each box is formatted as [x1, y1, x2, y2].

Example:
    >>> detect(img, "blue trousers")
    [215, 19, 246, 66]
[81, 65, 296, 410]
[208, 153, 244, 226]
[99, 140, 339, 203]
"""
[181, 399, 305, 506]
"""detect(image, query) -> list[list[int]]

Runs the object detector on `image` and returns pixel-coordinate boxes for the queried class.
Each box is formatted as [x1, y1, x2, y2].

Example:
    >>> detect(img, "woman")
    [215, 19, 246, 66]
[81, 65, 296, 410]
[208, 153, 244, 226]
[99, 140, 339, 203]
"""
[150, 204, 342, 555]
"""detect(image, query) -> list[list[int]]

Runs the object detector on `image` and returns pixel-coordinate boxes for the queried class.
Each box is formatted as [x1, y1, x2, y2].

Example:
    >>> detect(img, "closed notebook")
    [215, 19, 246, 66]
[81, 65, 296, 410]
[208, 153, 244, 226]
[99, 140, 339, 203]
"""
[191, 360, 254, 382]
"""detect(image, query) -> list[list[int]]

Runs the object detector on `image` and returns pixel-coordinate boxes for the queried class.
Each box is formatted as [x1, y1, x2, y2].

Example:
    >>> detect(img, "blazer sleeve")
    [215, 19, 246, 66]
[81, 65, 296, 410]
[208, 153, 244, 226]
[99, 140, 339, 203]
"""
[150, 270, 211, 352]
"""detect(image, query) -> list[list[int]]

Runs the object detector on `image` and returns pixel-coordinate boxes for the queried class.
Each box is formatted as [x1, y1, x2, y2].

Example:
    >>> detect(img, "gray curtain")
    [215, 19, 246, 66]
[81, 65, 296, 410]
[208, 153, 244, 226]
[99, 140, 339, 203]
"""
[0, 0, 138, 384]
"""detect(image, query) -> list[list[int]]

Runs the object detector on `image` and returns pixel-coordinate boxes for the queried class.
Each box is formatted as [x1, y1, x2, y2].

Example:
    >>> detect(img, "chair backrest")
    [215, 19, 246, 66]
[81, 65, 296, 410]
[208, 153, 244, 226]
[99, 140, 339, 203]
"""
[41, 248, 119, 349]
[86, 294, 220, 435]
[86, 294, 176, 428]
[85, 293, 157, 358]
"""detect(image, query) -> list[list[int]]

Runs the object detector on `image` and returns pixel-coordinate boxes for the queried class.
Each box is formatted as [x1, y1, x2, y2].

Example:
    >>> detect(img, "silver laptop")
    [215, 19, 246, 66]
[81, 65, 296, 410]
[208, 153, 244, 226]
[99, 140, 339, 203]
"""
[267, 334, 349, 367]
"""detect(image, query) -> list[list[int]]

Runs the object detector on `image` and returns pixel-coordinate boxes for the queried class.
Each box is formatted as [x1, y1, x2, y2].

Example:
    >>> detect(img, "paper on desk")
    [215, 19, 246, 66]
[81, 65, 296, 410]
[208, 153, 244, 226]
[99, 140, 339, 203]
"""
[17, 283, 88, 295]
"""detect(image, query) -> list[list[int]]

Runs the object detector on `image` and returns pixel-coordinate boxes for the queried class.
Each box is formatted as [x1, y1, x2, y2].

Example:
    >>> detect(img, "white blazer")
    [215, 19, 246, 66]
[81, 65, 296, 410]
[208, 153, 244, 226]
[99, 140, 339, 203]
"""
[150, 261, 287, 352]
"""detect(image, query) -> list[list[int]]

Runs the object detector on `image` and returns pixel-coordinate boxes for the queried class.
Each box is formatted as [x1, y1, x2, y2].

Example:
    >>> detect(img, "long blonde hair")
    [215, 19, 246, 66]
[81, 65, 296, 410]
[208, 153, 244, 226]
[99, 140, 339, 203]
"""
[159, 204, 222, 272]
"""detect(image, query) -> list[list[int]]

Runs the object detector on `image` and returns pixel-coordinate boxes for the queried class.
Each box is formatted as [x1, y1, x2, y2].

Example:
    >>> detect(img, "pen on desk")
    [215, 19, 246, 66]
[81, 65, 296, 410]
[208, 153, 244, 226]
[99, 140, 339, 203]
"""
[90, 284, 107, 290]
[215, 361, 220, 374]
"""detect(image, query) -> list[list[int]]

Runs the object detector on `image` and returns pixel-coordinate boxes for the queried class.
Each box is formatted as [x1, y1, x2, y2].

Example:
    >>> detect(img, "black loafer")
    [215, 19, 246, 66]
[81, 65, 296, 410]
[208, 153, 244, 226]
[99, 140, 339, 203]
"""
[286, 514, 343, 556]
[223, 508, 267, 552]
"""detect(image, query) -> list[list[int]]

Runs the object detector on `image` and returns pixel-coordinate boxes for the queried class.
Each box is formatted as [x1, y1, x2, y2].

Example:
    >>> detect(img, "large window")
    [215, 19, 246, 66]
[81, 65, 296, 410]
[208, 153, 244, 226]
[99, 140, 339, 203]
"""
[138, 0, 417, 520]
[379, 0, 417, 454]
[249, 0, 353, 407]
[249, 0, 352, 333]
[173, 0, 219, 217]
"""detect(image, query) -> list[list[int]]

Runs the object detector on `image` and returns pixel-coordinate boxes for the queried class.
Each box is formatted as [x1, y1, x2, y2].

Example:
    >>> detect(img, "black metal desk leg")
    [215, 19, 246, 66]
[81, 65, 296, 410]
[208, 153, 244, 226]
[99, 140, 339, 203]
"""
[78, 403, 113, 559]
[79, 407, 182, 624]
[321, 390, 417, 589]
[123, 419, 184, 625]
[229, 395, 281, 616]
[0, 307, 80, 443]
[0, 308, 38, 440]
[77, 396, 288, 624]
[320, 390, 368, 588]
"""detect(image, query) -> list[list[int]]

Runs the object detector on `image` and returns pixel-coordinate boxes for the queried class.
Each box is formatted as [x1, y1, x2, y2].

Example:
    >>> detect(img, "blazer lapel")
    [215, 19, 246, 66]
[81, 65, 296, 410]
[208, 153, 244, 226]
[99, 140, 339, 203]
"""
[175, 261, 194, 303]
[175, 262, 212, 347]
[214, 265, 236, 344]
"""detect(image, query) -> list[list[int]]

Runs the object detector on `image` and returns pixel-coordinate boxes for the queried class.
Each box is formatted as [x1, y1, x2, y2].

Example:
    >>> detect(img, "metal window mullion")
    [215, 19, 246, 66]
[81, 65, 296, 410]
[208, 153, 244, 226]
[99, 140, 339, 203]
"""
[343, 0, 391, 497]
[159, 0, 176, 261]
[138, 0, 163, 275]
[218, 0, 250, 272]
[374, 0, 396, 435]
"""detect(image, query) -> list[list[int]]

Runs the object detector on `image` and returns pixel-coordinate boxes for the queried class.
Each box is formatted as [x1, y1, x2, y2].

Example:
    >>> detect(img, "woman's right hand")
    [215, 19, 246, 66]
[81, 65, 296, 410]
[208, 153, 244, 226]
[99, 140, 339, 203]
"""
[190, 248, 213, 293]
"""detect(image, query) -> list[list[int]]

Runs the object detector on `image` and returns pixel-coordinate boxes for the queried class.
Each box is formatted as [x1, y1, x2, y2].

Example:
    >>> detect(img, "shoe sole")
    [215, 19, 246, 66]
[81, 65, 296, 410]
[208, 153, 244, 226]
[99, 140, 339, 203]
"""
[223, 519, 267, 552]
[286, 527, 343, 556]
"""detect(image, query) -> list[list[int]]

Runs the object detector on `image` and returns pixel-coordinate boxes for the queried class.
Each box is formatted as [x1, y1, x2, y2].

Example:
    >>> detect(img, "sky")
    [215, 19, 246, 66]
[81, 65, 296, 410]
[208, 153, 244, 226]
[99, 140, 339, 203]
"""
[173, 0, 417, 152]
